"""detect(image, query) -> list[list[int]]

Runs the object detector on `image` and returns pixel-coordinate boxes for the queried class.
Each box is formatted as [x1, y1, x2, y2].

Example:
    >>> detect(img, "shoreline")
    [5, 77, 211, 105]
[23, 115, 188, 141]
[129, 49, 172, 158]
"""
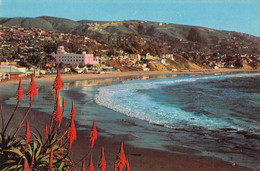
[1, 69, 259, 86]
[0, 70, 255, 170]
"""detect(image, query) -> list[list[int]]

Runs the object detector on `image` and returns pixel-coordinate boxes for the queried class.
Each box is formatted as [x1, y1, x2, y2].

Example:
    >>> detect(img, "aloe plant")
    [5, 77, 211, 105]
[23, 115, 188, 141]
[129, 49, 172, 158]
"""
[0, 71, 130, 171]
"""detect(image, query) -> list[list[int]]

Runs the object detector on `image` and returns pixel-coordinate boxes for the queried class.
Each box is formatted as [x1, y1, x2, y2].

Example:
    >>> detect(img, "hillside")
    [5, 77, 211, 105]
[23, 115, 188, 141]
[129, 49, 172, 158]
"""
[0, 16, 258, 43]
[166, 55, 205, 71]
[0, 16, 259, 71]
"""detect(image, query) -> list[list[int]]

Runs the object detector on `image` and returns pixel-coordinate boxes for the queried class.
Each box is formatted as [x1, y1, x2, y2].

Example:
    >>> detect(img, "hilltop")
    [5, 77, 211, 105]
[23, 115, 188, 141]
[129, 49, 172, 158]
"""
[1, 16, 258, 42]
[0, 16, 259, 71]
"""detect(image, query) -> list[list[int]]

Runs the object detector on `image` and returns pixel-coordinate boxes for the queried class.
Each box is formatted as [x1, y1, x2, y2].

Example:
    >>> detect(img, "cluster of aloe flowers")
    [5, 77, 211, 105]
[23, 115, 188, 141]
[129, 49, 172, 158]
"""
[0, 70, 130, 171]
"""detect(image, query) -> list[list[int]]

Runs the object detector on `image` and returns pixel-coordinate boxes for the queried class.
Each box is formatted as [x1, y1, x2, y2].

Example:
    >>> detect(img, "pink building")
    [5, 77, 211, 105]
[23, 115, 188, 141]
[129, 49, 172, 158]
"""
[52, 46, 99, 65]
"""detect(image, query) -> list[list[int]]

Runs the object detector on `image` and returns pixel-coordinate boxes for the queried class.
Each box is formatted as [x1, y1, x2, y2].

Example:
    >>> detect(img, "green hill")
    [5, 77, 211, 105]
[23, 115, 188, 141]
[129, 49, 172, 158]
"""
[0, 16, 258, 42]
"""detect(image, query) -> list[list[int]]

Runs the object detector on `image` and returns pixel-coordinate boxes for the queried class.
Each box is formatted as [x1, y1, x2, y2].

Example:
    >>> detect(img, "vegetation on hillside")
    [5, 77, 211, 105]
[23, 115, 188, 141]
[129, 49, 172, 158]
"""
[0, 16, 259, 71]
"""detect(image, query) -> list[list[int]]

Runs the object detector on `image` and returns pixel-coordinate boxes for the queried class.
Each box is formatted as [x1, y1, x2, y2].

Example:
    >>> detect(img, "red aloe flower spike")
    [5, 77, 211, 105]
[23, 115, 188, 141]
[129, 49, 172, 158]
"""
[53, 69, 63, 91]
[67, 120, 76, 152]
[89, 120, 97, 148]
[66, 101, 77, 152]
[16, 79, 23, 101]
[99, 147, 106, 171]
[49, 145, 54, 171]
[12, 77, 36, 138]
[3, 79, 24, 136]
[87, 153, 94, 171]
[70, 101, 76, 119]
[126, 158, 130, 171]
[27, 74, 37, 105]
[53, 97, 62, 123]
[23, 158, 30, 171]
[114, 142, 126, 171]
[25, 119, 30, 150]
[81, 158, 86, 171]
[59, 139, 63, 154]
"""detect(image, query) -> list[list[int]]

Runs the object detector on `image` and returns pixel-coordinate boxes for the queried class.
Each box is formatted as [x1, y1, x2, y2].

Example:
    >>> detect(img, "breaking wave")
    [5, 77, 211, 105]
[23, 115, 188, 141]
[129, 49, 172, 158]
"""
[95, 72, 260, 131]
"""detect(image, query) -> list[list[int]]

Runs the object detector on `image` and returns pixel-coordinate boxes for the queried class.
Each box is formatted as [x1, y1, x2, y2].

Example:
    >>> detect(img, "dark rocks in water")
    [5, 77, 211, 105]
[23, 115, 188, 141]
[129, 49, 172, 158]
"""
[152, 123, 164, 127]
[163, 145, 201, 154]
[120, 119, 138, 127]
[130, 153, 142, 156]
[236, 130, 260, 140]
[174, 128, 190, 132]
[220, 128, 237, 132]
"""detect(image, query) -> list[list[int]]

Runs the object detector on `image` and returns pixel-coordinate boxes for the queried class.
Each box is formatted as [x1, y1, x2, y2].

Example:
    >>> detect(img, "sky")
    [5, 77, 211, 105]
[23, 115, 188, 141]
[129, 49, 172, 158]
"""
[0, 0, 259, 36]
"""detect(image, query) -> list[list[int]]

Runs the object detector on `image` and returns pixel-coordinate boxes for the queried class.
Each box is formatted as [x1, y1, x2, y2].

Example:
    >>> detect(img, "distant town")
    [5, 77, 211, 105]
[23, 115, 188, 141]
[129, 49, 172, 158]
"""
[0, 24, 259, 80]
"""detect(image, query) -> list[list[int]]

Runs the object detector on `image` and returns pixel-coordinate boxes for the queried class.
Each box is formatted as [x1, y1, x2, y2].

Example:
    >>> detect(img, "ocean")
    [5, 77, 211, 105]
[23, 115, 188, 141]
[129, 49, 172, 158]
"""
[94, 72, 260, 170]
[6, 72, 260, 170]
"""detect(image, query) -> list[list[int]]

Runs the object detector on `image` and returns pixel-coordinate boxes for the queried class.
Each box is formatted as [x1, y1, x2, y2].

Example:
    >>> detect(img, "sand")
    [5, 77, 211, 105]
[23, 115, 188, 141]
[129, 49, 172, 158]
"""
[0, 70, 254, 171]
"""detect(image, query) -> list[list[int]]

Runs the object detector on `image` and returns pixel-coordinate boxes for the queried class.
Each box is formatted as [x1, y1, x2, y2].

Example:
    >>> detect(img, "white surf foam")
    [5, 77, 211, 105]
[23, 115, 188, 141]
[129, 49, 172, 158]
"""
[95, 73, 260, 130]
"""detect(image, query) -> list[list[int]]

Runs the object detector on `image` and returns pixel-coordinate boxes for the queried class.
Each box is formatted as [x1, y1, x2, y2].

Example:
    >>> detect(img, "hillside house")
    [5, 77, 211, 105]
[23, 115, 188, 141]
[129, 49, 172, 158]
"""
[162, 54, 174, 59]
[125, 54, 141, 62]
[145, 53, 159, 60]
[160, 58, 167, 65]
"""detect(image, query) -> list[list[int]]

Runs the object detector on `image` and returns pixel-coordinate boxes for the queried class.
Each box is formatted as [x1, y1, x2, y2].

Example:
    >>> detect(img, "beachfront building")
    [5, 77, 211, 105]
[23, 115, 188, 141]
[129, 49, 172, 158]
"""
[0, 65, 27, 80]
[52, 46, 99, 66]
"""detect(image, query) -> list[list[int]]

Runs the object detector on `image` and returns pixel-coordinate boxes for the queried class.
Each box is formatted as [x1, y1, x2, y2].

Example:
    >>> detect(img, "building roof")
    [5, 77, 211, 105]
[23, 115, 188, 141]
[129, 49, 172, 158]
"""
[0, 66, 25, 74]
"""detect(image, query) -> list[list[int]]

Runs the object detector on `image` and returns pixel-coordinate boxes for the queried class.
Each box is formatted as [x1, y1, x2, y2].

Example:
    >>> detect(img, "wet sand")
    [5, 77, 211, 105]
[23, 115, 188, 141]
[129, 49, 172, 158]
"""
[0, 70, 253, 170]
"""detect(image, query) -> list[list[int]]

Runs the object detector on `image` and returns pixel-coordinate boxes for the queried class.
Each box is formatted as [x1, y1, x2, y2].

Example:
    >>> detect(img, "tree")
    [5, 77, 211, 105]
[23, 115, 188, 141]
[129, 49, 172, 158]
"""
[44, 43, 58, 54]
[37, 55, 46, 69]
[187, 28, 205, 43]
[137, 24, 145, 34]
[58, 62, 66, 71]
[234, 59, 243, 68]
[146, 25, 156, 36]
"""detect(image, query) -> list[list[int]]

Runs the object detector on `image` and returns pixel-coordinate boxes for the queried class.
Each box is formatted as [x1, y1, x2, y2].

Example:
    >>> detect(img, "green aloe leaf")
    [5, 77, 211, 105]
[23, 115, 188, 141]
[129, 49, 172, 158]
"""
[7, 140, 14, 147]
[58, 162, 65, 170]
[35, 146, 42, 159]
[50, 133, 58, 145]
[31, 131, 42, 144]
[39, 155, 49, 163]
[3, 159, 16, 164]
[8, 126, 15, 137]
[33, 141, 37, 151]
[32, 127, 43, 144]
[27, 144, 33, 156]
[3, 148, 23, 157]
[3, 164, 22, 171]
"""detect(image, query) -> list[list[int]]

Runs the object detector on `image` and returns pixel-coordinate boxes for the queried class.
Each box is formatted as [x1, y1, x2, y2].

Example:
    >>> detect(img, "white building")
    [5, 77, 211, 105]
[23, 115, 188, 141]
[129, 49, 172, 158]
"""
[52, 46, 99, 66]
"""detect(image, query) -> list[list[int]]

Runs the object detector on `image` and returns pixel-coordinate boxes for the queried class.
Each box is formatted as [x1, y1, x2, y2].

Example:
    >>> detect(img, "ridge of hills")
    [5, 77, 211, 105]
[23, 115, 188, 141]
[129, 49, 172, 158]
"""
[0, 16, 259, 71]
[0, 16, 258, 42]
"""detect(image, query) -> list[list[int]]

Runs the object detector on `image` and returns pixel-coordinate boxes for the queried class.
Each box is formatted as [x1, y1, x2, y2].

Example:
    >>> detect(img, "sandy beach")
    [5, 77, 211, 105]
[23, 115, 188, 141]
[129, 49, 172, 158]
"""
[0, 70, 254, 171]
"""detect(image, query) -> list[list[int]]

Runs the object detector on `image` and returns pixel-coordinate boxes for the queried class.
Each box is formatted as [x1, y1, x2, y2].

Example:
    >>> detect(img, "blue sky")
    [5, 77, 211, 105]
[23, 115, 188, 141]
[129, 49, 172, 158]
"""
[0, 0, 259, 36]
